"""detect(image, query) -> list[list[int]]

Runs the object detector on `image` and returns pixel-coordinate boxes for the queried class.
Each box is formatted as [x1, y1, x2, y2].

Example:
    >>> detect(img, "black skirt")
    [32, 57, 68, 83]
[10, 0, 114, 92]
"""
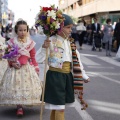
[44, 70, 75, 105]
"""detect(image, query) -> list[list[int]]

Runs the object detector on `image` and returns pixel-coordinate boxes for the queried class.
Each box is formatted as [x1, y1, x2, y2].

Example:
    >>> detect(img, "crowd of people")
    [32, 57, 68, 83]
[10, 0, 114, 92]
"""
[0, 23, 40, 41]
[1, 23, 13, 41]
[71, 18, 120, 58]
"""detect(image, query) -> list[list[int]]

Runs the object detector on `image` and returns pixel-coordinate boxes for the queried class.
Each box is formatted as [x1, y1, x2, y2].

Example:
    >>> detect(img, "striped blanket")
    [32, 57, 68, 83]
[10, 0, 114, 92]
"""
[69, 37, 88, 110]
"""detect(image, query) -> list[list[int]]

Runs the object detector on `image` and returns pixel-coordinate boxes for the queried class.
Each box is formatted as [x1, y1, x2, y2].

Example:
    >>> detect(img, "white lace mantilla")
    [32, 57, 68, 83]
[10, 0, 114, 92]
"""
[8, 37, 36, 58]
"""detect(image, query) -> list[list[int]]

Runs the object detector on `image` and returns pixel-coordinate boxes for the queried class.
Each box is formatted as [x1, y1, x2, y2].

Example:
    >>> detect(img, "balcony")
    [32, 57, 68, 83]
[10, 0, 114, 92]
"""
[60, 0, 120, 18]
[59, 0, 80, 9]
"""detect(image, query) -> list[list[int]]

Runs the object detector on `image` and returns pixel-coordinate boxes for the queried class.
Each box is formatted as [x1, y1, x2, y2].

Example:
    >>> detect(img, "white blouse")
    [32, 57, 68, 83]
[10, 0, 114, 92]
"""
[36, 35, 89, 80]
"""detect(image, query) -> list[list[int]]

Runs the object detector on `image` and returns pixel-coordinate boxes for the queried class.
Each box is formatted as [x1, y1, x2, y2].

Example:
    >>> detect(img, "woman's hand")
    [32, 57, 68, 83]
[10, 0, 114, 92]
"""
[12, 62, 21, 69]
[42, 39, 51, 48]
[84, 78, 90, 83]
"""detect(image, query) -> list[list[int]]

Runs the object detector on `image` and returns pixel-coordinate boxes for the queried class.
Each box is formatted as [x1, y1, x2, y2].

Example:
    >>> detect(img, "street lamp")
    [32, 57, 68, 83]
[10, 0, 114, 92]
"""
[2, 12, 8, 19]
[2, 12, 8, 27]
[60, 0, 65, 4]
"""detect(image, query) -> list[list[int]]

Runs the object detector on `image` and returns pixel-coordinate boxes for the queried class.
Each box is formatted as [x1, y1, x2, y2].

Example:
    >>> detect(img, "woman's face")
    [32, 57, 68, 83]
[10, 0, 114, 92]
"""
[17, 24, 28, 39]
[62, 24, 73, 37]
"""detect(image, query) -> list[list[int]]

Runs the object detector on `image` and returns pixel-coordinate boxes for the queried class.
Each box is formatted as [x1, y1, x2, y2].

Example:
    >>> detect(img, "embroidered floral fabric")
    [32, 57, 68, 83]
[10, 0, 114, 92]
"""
[0, 59, 8, 84]
[0, 63, 42, 105]
[48, 37, 64, 68]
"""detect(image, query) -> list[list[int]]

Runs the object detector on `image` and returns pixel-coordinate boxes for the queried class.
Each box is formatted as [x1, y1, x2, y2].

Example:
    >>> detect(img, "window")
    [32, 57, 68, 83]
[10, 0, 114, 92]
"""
[77, 0, 82, 6]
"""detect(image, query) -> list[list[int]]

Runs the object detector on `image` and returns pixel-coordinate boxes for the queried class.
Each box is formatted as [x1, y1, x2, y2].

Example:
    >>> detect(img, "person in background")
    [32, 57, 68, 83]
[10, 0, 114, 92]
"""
[86, 20, 93, 45]
[91, 18, 102, 51]
[81, 18, 86, 26]
[1, 26, 6, 38]
[71, 24, 77, 42]
[6, 29, 12, 41]
[76, 20, 86, 50]
[91, 18, 101, 34]
[29, 26, 36, 36]
[112, 22, 116, 30]
[102, 18, 114, 56]
[6, 23, 12, 32]
[114, 18, 120, 52]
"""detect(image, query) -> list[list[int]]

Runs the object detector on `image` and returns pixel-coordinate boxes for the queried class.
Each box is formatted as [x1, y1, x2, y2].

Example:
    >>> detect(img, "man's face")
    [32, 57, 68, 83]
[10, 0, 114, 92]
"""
[94, 19, 97, 23]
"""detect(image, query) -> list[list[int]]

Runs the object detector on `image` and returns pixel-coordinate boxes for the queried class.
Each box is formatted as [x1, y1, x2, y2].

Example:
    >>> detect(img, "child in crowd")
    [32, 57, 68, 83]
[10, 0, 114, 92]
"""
[0, 19, 42, 117]
[36, 14, 90, 120]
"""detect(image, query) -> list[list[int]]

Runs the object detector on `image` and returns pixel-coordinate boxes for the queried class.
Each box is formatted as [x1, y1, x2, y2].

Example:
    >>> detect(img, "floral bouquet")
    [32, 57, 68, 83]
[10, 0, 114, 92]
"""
[2, 44, 20, 66]
[35, 5, 64, 36]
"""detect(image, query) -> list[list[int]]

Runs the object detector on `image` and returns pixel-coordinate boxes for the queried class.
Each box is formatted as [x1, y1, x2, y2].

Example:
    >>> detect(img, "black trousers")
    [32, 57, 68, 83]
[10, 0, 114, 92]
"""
[78, 31, 86, 47]
[71, 33, 77, 41]
[117, 38, 120, 52]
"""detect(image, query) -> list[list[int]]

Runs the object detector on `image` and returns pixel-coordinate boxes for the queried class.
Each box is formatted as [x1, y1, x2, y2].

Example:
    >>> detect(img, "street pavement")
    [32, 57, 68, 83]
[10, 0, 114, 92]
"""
[0, 36, 120, 120]
[77, 42, 120, 120]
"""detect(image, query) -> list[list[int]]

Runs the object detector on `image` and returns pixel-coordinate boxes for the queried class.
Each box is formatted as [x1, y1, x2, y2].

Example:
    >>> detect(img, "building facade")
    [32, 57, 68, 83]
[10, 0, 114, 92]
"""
[0, 0, 8, 27]
[59, 0, 120, 24]
[0, 0, 2, 22]
[8, 9, 14, 24]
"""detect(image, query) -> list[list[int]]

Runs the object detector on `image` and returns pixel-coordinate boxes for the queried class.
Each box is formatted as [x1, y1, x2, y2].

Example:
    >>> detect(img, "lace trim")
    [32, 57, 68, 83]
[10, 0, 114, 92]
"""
[7, 37, 36, 57]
